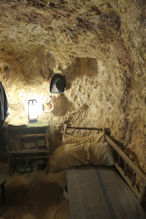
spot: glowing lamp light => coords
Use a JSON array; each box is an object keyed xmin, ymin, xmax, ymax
[{"xmin": 28, "ymin": 99, "xmax": 38, "ymax": 123}]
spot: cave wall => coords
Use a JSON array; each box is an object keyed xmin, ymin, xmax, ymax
[{"xmin": 0, "ymin": 0, "xmax": 145, "ymax": 172}]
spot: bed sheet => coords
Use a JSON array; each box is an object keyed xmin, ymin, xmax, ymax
[{"xmin": 66, "ymin": 166, "xmax": 145, "ymax": 219}]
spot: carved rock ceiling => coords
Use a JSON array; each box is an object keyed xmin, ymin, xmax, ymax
[{"xmin": 0, "ymin": 0, "xmax": 145, "ymax": 172}]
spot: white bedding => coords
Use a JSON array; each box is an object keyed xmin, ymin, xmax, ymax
[{"xmin": 50, "ymin": 133, "xmax": 114, "ymax": 172}]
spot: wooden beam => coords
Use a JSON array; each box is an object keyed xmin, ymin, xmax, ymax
[
  {"xmin": 67, "ymin": 126, "xmax": 103, "ymax": 131},
  {"xmin": 20, "ymin": 134, "xmax": 45, "ymax": 138},
  {"xmin": 10, "ymin": 150, "xmax": 49, "ymax": 154}
]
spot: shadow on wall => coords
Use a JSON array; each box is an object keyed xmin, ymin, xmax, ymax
[
  {"xmin": 52, "ymin": 94, "xmax": 73, "ymax": 117},
  {"xmin": 63, "ymin": 57, "xmax": 97, "ymax": 90}
]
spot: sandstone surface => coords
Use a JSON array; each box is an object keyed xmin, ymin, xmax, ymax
[{"xmin": 0, "ymin": 0, "xmax": 145, "ymax": 172}]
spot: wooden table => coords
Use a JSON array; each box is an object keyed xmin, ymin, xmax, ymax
[{"xmin": 6, "ymin": 126, "xmax": 50, "ymax": 175}]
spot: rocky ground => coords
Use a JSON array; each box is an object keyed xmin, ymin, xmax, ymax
[{"xmin": 0, "ymin": 163, "xmax": 69, "ymax": 219}]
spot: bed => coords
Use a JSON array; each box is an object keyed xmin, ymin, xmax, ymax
[
  {"xmin": 66, "ymin": 166, "xmax": 145, "ymax": 219},
  {"xmin": 50, "ymin": 125, "xmax": 146, "ymax": 219}
]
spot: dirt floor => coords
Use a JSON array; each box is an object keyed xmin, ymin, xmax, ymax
[{"xmin": 0, "ymin": 163, "xmax": 70, "ymax": 219}]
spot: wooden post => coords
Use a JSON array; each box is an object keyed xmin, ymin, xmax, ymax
[{"xmin": 63, "ymin": 124, "xmax": 67, "ymax": 134}]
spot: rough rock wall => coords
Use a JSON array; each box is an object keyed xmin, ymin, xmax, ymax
[{"xmin": 0, "ymin": 0, "xmax": 145, "ymax": 172}]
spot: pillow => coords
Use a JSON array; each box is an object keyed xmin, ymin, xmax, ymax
[
  {"xmin": 62, "ymin": 133, "xmax": 114, "ymax": 166},
  {"xmin": 50, "ymin": 140, "xmax": 114, "ymax": 172},
  {"xmin": 50, "ymin": 142, "xmax": 90, "ymax": 172},
  {"xmin": 89, "ymin": 141, "xmax": 114, "ymax": 166}
]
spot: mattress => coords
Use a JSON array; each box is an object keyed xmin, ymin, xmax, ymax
[{"xmin": 66, "ymin": 166, "xmax": 145, "ymax": 219}]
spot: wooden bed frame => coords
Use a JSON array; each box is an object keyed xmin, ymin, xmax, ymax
[{"xmin": 63, "ymin": 125, "xmax": 146, "ymax": 203}]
